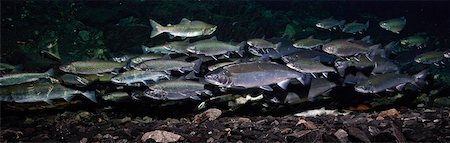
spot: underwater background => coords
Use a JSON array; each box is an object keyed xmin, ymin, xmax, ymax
[{"xmin": 1, "ymin": 0, "xmax": 450, "ymax": 142}]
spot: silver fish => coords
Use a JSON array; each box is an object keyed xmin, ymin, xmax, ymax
[
  {"xmin": 59, "ymin": 60, "xmax": 125, "ymax": 75},
  {"xmin": 354, "ymin": 70, "xmax": 427, "ymax": 93},
  {"xmin": 246, "ymin": 38, "xmax": 280, "ymax": 51},
  {"xmin": 286, "ymin": 59, "xmax": 336, "ymax": 78},
  {"xmin": 308, "ymin": 78, "xmax": 336, "ymax": 101},
  {"xmin": 144, "ymin": 80, "xmax": 212, "ymax": 100},
  {"xmin": 150, "ymin": 18, "xmax": 217, "ymax": 38},
  {"xmin": 322, "ymin": 39, "xmax": 379, "ymax": 58},
  {"xmin": 0, "ymin": 69, "xmax": 54, "ymax": 86},
  {"xmin": 293, "ymin": 36, "xmax": 327, "ymax": 49},
  {"xmin": 142, "ymin": 45, "xmax": 176, "ymax": 54},
  {"xmin": 187, "ymin": 37, "xmax": 244, "ymax": 60},
  {"xmin": 400, "ymin": 34, "xmax": 428, "ymax": 48},
  {"xmin": 379, "ymin": 17, "xmax": 406, "ymax": 34},
  {"xmin": 132, "ymin": 59, "xmax": 201, "ymax": 73},
  {"xmin": 102, "ymin": 92, "xmax": 131, "ymax": 102},
  {"xmin": 0, "ymin": 82, "xmax": 96, "ymax": 104},
  {"xmin": 414, "ymin": 51, "xmax": 446, "ymax": 65},
  {"xmin": 316, "ymin": 17, "xmax": 346, "ymax": 30},
  {"xmin": 162, "ymin": 41, "xmax": 191, "ymax": 54},
  {"xmin": 111, "ymin": 70, "xmax": 169, "ymax": 86},
  {"xmin": 128, "ymin": 54, "xmax": 164, "ymax": 67},
  {"xmin": 205, "ymin": 62, "xmax": 308, "ymax": 91},
  {"xmin": 342, "ymin": 21, "xmax": 369, "ymax": 34}
]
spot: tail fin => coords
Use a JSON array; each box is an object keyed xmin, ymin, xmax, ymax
[
  {"xmin": 141, "ymin": 45, "xmax": 150, "ymax": 54},
  {"xmin": 236, "ymin": 41, "xmax": 246, "ymax": 57},
  {"xmin": 192, "ymin": 59, "xmax": 202, "ymax": 73},
  {"xmin": 81, "ymin": 91, "xmax": 97, "ymax": 103},
  {"xmin": 365, "ymin": 20, "xmax": 370, "ymax": 29},
  {"xmin": 45, "ymin": 68, "xmax": 55, "ymax": 77},
  {"xmin": 149, "ymin": 19, "xmax": 164, "ymax": 38}
]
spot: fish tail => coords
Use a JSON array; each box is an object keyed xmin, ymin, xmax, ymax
[
  {"xmin": 149, "ymin": 19, "xmax": 164, "ymax": 38},
  {"xmin": 45, "ymin": 68, "xmax": 55, "ymax": 76},
  {"xmin": 81, "ymin": 91, "xmax": 97, "ymax": 103},
  {"xmin": 192, "ymin": 59, "xmax": 202, "ymax": 73},
  {"xmin": 141, "ymin": 45, "xmax": 150, "ymax": 54}
]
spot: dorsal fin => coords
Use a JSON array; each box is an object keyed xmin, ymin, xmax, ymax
[{"xmin": 180, "ymin": 18, "xmax": 191, "ymax": 24}]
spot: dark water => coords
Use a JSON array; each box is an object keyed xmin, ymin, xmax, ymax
[{"xmin": 1, "ymin": 0, "xmax": 449, "ymax": 116}]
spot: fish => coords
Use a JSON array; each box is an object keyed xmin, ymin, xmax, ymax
[
  {"xmin": 343, "ymin": 72, "xmax": 368, "ymax": 85},
  {"xmin": 60, "ymin": 74, "xmax": 91, "ymax": 87},
  {"xmin": 249, "ymin": 37, "xmax": 303, "ymax": 59},
  {"xmin": 414, "ymin": 51, "xmax": 447, "ymax": 65},
  {"xmin": 281, "ymin": 49, "xmax": 338, "ymax": 65},
  {"xmin": 0, "ymin": 69, "xmax": 54, "ymax": 86},
  {"xmin": 371, "ymin": 57, "xmax": 399, "ymax": 74},
  {"xmin": 342, "ymin": 21, "xmax": 369, "ymax": 34},
  {"xmin": 292, "ymin": 36, "xmax": 328, "ymax": 49},
  {"xmin": 111, "ymin": 54, "xmax": 138, "ymax": 63},
  {"xmin": 102, "ymin": 92, "xmax": 131, "ymax": 102},
  {"xmin": 315, "ymin": 17, "xmax": 346, "ymax": 30},
  {"xmin": 162, "ymin": 41, "xmax": 191, "ymax": 54},
  {"xmin": 246, "ymin": 38, "xmax": 280, "ymax": 52},
  {"xmin": 286, "ymin": 59, "xmax": 336, "ymax": 78},
  {"xmin": 59, "ymin": 60, "xmax": 125, "ymax": 75},
  {"xmin": 132, "ymin": 59, "xmax": 201, "ymax": 73},
  {"xmin": 127, "ymin": 54, "xmax": 164, "ymax": 68},
  {"xmin": 354, "ymin": 70, "xmax": 428, "ymax": 93},
  {"xmin": 322, "ymin": 39, "xmax": 380, "ymax": 59},
  {"xmin": 111, "ymin": 70, "xmax": 169, "ymax": 86},
  {"xmin": 0, "ymin": 63, "xmax": 21, "ymax": 73},
  {"xmin": 308, "ymin": 78, "xmax": 336, "ymax": 101},
  {"xmin": 149, "ymin": 18, "xmax": 217, "ymax": 39},
  {"xmin": 400, "ymin": 34, "xmax": 427, "ymax": 48},
  {"xmin": 334, "ymin": 55, "xmax": 374, "ymax": 76},
  {"xmin": 0, "ymin": 82, "xmax": 96, "ymax": 104},
  {"xmin": 187, "ymin": 37, "xmax": 244, "ymax": 60},
  {"xmin": 142, "ymin": 45, "xmax": 176, "ymax": 54},
  {"xmin": 379, "ymin": 17, "xmax": 406, "ymax": 34},
  {"xmin": 205, "ymin": 62, "xmax": 308, "ymax": 91},
  {"xmin": 144, "ymin": 80, "xmax": 212, "ymax": 100},
  {"xmin": 208, "ymin": 60, "xmax": 241, "ymax": 71}
]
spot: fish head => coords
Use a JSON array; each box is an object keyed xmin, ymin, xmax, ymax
[
  {"xmin": 379, "ymin": 21, "xmax": 389, "ymax": 29},
  {"xmin": 315, "ymin": 22, "xmax": 326, "ymax": 29},
  {"xmin": 59, "ymin": 64, "xmax": 77, "ymax": 73},
  {"xmin": 444, "ymin": 51, "xmax": 450, "ymax": 58},
  {"xmin": 204, "ymin": 72, "xmax": 232, "ymax": 87},
  {"xmin": 354, "ymin": 82, "xmax": 375, "ymax": 93},
  {"xmin": 414, "ymin": 56, "xmax": 424, "ymax": 63},
  {"xmin": 203, "ymin": 25, "xmax": 217, "ymax": 35}
]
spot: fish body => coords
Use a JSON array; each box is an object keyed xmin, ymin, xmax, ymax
[
  {"xmin": 414, "ymin": 51, "xmax": 446, "ymax": 65},
  {"xmin": 322, "ymin": 39, "xmax": 378, "ymax": 57},
  {"xmin": 354, "ymin": 70, "xmax": 428, "ymax": 93},
  {"xmin": 60, "ymin": 61, "xmax": 124, "ymax": 75},
  {"xmin": 249, "ymin": 38, "xmax": 303, "ymax": 59},
  {"xmin": 293, "ymin": 36, "xmax": 327, "ymax": 49},
  {"xmin": 308, "ymin": 78, "xmax": 336, "ymax": 101},
  {"xmin": 149, "ymin": 18, "xmax": 217, "ymax": 38},
  {"xmin": 342, "ymin": 21, "xmax": 369, "ymax": 34},
  {"xmin": 281, "ymin": 49, "xmax": 338, "ymax": 65},
  {"xmin": 132, "ymin": 59, "xmax": 201, "ymax": 73},
  {"xmin": 128, "ymin": 54, "xmax": 163, "ymax": 67},
  {"xmin": 162, "ymin": 41, "xmax": 190, "ymax": 54},
  {"xmin": 286, "ymin": 60, "xmax": 335, "ymax": 74},
  {"xmin": 316, "ymin": 17, "xmax": 346, "ymax": 30},
  {"xmin": 205, "ymin": 62, "xmax": 307, "ymax": 91},
  {"xmin": 0, "ymin": 63, "xmax": 21, "ymax": 73},
  {"xmin": 247, "ymin": 38, "xmax": 279, "ymax": 50},
  {"xmin": 400, "ymin": 35, "xmax": 427, "ymax": 48},
  {"xmin": 142, "ymin": 45, "xmax": 176, "ymax": 54},
  {"xmin": 0, "ymin": 82, "xmax": 96, "ymax": 104},
  {"xmin": 60, "ymin": 74, "xmax": 91, "ymax": 87},
  {"xmin": 102, "ymin": 92, "xmax": 131, "ymax": 102},
  {"xmin": 379, "ymin": 17, "xmax": 406, "ymax": 34},
  {"xmin": 0, "ymin": 69, "xmax": 53, "ymax": 86},
  {"xmin": 334, "ymin": 55, "xmax": 374, "ymax": 76},
  {"xmin": 187, "ymin": 38, "xmax": 244, "ymax": 59},
  {"xmin": 111, "ymin": 70, "xmax": 169, "ymax": 86},
  {"xmin": 144, "ymin": 80, "xmax": 211, "ymax": 100}
]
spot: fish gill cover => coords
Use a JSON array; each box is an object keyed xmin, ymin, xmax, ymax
[{"xmin": 1, "ymin": 0, "xmax": 449, "ymax": 142}]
